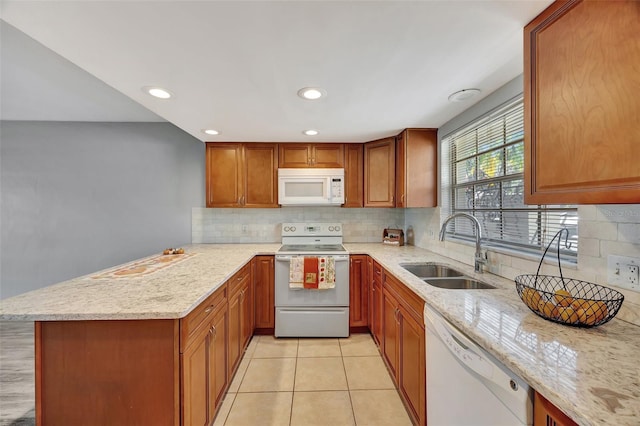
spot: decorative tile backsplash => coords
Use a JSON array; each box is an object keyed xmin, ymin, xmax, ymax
[{"xmin": 192, "ymin": 207, "xmax": 404, "ymax": 244}]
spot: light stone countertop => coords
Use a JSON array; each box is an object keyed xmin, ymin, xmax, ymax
[{"xmin": 1, "ymin": 242, "xmax": 639, "ymax": 425}]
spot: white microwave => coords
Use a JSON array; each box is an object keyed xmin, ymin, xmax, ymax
[{"xmin": 278, "ymin": 168, "xmax": 345, "ymax": 206}]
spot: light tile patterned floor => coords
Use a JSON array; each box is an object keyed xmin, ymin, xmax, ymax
[{"xmin": 214, "ymin": 334, "xmax": 413, "ymax": 426}]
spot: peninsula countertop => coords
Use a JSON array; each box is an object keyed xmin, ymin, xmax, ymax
[{"xmin": 1, "ymin": 243, "xmax": 639, "ymax": 426}]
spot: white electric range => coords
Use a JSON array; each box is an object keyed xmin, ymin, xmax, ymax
[{"xmin": 274, "ymin": 223, "xmax": 350, "ymax": 337}]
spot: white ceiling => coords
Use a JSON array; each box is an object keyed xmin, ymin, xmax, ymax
[{"xmin": 0, "ymin": 0, "xmax": 553, "ymax": 142}]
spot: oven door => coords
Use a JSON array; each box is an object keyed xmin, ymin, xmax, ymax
[{"xmin": 274, "ymin": 254, "xmax": 349, "ymax": 306}]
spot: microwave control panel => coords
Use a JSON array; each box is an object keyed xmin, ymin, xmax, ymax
[{"xmin": 331, "ymin": 177, "xmax": 344, "ymax": 200}]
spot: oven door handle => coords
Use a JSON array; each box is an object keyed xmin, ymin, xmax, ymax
[{"xmin": 275, "ymin": 255, "xmax": 349, "ymax": 262}]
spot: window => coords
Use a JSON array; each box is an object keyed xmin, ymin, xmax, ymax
[{"xmin": 441, "ymin": 96, "xmax": 577, "ymax": 260}]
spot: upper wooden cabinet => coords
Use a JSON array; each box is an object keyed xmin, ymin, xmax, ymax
[
  {"xmin": 344, "ymin": 144, "xmax": 364, "ymax": 207},
  {"xmin": 364, "ymin": 137, "xmax": 396, "ymax": 207},
  {"xmin": 206, "ymin": 143, "xmax": 278, "ymax": 208},
  {"xmin": 524, "ymin": 0, "xmax": 640, "ymax": 204},
  {"xmin": 278, "ymin": 143, "xmax": 344, "ymax": 168},
  {"xmin": 396, "ymin": 129, "xmax": 437, "ymax": 208}
]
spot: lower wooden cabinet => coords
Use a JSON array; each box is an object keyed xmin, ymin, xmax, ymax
[
  {"xmin": 253, "ymin": 255, "xmax": 275, "ymax": 332},
  {"xmin": 534, "ymin": 392, "xmax": 578, "ymax": 426},
  {"xmin": 369, "ymin": 259, "xmax": 384, "ymax": 346},
  {"xmin": 181, "ymin": 285, "xmax": 228, "ymax": 426},
  {"xmin": 349, "ymin": 254, "xmax": 368, "ymax": 329},
  {"xmin": 381, "ymin": 270, "xmax": 426, "ymax": 426},
  {"xmin": 228, "ymin": 264, "xmax": 252, "ymax": 376}
]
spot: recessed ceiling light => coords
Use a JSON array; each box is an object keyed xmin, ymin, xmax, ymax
[
  {"xmin": 203, "ymin": 129, "xmax": 220, "ymax": 136},
  {"xmin": 297, "ymin": 87, "xmax": 326, "ymax": 100},
  {"xmin": 303, "ymin": 129, "xmax": 319, "ymax": 136},
  {"xmin": 448, "ymin": 88, "xmax": 481, "ymax": 102},
  {"xmin": 142, "ymin": 86, "xmax": 172, "ymax": 99}
]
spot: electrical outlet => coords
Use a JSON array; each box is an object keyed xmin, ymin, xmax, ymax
[
  {"xmin": 241, "ymin": 225, "xmax": 248, "ymax": 234},
  {"xmin": 608, "ymin": 255, "xmax": 640, "ymax": 292}
]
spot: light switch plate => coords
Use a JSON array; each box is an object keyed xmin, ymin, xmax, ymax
[{"xmin": 607, "ymin": 254, "xmax": 640, "ymax": 292}]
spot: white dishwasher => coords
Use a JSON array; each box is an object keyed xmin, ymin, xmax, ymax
[{"xmin": 424, "ymin": 305, "xmax": 533, "ymax": 426}]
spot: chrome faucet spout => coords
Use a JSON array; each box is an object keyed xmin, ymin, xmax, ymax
[{"xmin": 439, "ymin": 213, "xmax": 487, "ymax": 273}]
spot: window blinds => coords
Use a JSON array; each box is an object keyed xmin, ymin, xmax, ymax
[{"xmin": 442, "ymin": 97, "xmax": 578, "ymax": 260}]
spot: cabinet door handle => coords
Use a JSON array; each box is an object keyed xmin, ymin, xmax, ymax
[
  {"xmin": 241, "ymin": 195, "xmax": 245, "ymax": 205},
  {"xmin": 212, "ymin": 325, "xmax": 217, "ymax": 339},
  {"xmin": 237, "ymin": 196, "xmax": 242, "ymax": 205}
]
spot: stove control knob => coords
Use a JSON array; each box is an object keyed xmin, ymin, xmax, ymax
[
  {"xmin": 284, "ymin": 226, "xmax": 290, "ymax": 232},
  {"xmin": 291, "ymin": 226, "xmax": 296, "ymax": 232},
  {"xmin": 335, "ymin": 226, "xmax": 341, "ymax": 232},
  {"xmin": 328, "ymin": 226, "xmax": 334, "ymax": 231}
]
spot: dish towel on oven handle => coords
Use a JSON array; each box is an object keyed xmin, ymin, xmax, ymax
[
  {"xmin": 318, "ymin": 257, "xmax": 336, "ymax": 289},
  {"xmin": 289, "ymin": 257, "xmax": 304, "ymax": 289},
  {"xmin": 304, "ymin": 257, "xmax": 319, "ymax": 289}
]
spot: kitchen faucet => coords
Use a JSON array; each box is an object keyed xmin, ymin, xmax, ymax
[{"xmin": 439, "ymin": 213, "xmax": 488, "ymax": 273}]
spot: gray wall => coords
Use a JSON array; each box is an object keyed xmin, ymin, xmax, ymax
[{"xmin": 0, "ymin": 121, "xmax": 204, "ymax": 299}]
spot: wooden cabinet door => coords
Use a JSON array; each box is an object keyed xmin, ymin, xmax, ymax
[
  {"xmin": 524, "ymin": 0, "xmax": 640, "ymax": 204},
  {"xmin": 396, "ymin": 129, "xmax": 437, "ymax": 208},
  {"xmin": 278, "ymin": 144, "xmax": 312, "ymax": 167},
  {"xmin": 240, "ymin": 276, "xmax": 253, "ymax": 349},
  {"xmin": 227, "ymin": 289, "xmax": 241, "ymax": 376},
  {"xmin": 370, "ymin": 261, "xmax": 383, "ymax": 346},
  {"xmin": 253, "ymin": 256, "xmax": 275, "ymax": 331},
  {"xmin": 206, "ymin": 143, "xmax": 244, "ymax": 207},
  {"xmin": 312, "ymin": 144, "xmax": 344, "ymax": 167},
  {"xmin": 399, "ymin": 304, "xmax": 426, "ymax": 426},
  {"xmin": 209, "ymin": 305, "xmax": 228, "ymax": 414},
  {"xmin": 349, "ymin": 255, "xmax": 368, "ymax": 328},
  {"xmin": 243, "ymin": 143, "xmax": 278, "ymax": 207},
  {"xmin": 182, "ymin": 325, "xmax": 209, "ymax": 426},
  {"xmin": 364, "ymin": 138, "xmax": 395, "ymax": 207},
  {"xmin": 382, "ymin": 288, "xmax": 399, "ymax": 382},
  {"xmin": 344, "ymin": 144, "xmax": 364, "ymax": 207},
  {"xmin": 534, "ymin": 392, "xmax": 578, "ymax": 426}
]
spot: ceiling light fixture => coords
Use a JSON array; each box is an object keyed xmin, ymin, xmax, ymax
[
  {"xmin": 448, "ymin": 88, "xmax": 481, "ymax": 102},
  {"xmin": 303, "ymin": 129, "xmax": 319, "ymax": 136},
  {"xmin": 142, "ymin": 86, "xmax": 173, "ymax": 99},
  {"xmin": 297, "ymin": 87, "xmax": 326, "ymax": 100},
  {"xmin": 203, "ymin": 129, "xmax": 220, "ymax": 136}
]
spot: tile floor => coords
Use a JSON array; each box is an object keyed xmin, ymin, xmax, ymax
[
  {"xmin": 0, "ymin": 322, "xmax": 412, "ymax": 426},
  {"xmin": 214, "ymin": 334, "xmax": 413, "ymax": 426}
]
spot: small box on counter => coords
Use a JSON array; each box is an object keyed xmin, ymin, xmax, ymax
[{"xmin": 383, "ymin": 228, "xmax": 404, "ymax": 246}]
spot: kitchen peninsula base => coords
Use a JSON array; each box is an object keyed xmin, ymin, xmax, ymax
[{"xmin": 36, "ymin": 320, "xmax": 180, "ymax": 425}]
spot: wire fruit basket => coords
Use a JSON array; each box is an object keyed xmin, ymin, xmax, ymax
[{"xmin": 515, "ymin": 229, "xmax": 624, "ymax": 328}]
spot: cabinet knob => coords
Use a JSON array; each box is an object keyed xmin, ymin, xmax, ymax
[{"xmin": 205, "ymin": 305, "xmax": 213, "ymax": 314}]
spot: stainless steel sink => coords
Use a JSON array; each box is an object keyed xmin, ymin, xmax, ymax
[
  {"xmin": 400, "ymin": 263, "xmax": 464, "ymax": 278},
  {"xmin": 423, "ymin": 277, "xmax": 496, "ymax": 290}
]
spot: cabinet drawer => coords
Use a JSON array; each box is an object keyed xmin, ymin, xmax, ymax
[
  {"xmin": 181, "ymin": 285, "xmax": 227, "ymax": 352},
  {"xmin": 383, "ymin": 270, "xmax": 424, "ymax": 324},
  {"xmin": 228, "ymin": 263, "xmax": 251, "ymax": 296}
]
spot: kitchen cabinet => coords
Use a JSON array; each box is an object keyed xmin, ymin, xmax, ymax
[
  {"xmin": 278, "ymin": 143, "xmax": 344, "ymax": 168},
  {"xmin": 227, "ymin": 263, "xmax": 252, "ymax": 376},
  {"xmin": 369, "ymin": 259, "xmax": 383, "ymax": 346},
  {"xmin": 395, "ymin": 129, "xmax": 438, "ymax": 208},
  {"xmin": 252, "ymin": 255, "xmax": 275, "ymax": 333},
  {"xmin": 344, "ymin": 143, "xmax": 364, "ymax": 207},
  {"xmin": 382, "ymin": 270, "xmax": 426, "ymax": 426},
  {"xmin": 534, "ymin": 392, "xmax": 578, "ymax": 426},
  {"xmin": 181, "ymin": 286, "xmax": 228, "ymax": 426},
  {"xmin": 206, "ymin": 143, "xmax": 278, "ymax": 207},
  {"xmin": 364, "ymin": 137, "xmax": 395, "ymax": 207},
  {"xmin": 349, "ymin": 254, "xmax": 368, "ymax": 330},
  {"xmin": 524, "ymin": 0, "xmax": 640, "ymax": 204}
]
